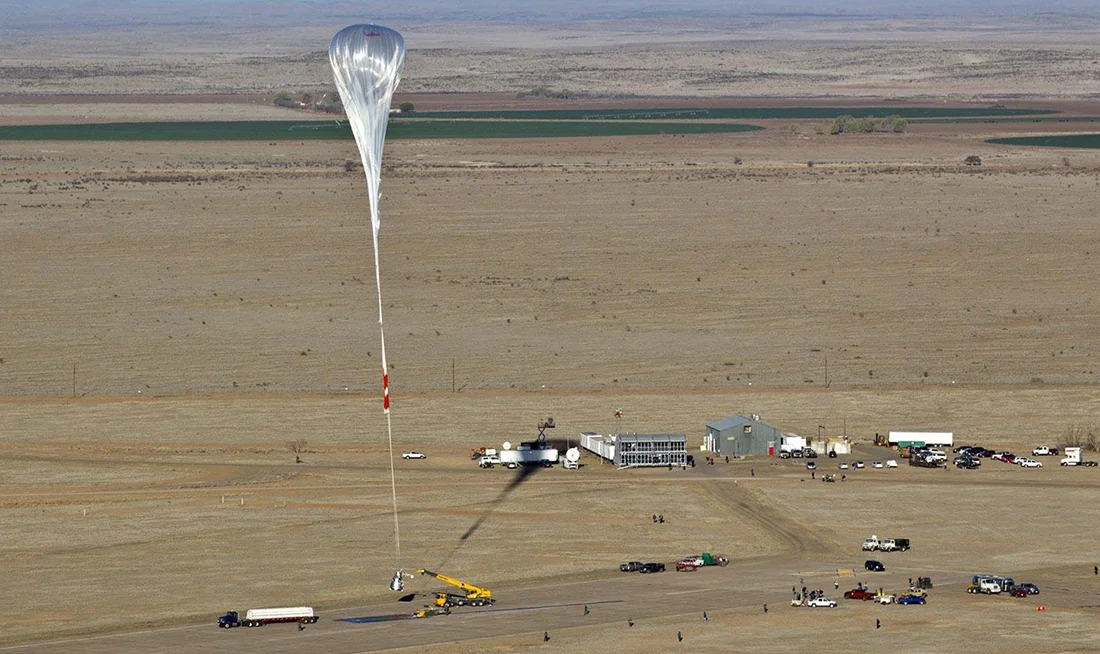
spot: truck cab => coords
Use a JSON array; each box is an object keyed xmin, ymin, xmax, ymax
[
  {"xmin": 862, "ymin": 536, "xmax": 880, "ymax": 551},
  {"xmin": 218, "ymin": 611, "xmax": 241, "ymax": 628}
]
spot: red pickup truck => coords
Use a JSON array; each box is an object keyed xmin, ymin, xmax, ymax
[{"xmin": 843, "ymin": 588, "xmax": 876, "ymax": 600}]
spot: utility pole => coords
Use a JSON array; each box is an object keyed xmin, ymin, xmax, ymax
[
  {"xmin": 72, "ymin": 363, "xmax": 76, "ymax": 398},
  {"xmin": 824, "ymin": 355, "xmax": 829, "ymax": 387},
  {"xmin": 451, "ymin": 358, "xmax": 456, "ymax": 393}
]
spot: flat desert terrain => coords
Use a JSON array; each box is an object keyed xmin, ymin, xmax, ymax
[{"xmin": 2, "ymin": 13, "xmax": 1100, "ymax": 652}]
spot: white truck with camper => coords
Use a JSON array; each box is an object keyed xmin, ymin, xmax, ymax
[{"xmin": 1059, "ymin": 447, "xmax": 1096, "ymax": 466}]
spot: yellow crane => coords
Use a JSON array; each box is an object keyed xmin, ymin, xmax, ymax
[{"xmin": 417, "ymin": 569, "xmax": 494, "ymax": 608}]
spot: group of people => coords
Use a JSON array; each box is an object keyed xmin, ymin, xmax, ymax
[
  {"xmin": 651, "ymin": 514, "xmax": 665, "ymax": 523},
  {"xmin": 794, "ymin": 585, "xmax": 826, "ymax": 602}
]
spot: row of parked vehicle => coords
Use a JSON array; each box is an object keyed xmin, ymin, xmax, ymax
[
  {"xmin": 620, "ymin": 552, "xmax": 729, "ymax": 574},
  {"xmin": 836, "ymin": 460, "xmax": 897, "ymax": 470},
  {"xmin": 953, "ymin": 444, "xmax": 1096, "ymax": 468}
]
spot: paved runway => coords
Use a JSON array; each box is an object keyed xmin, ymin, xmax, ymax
[{"xmin": 4, "ymin": 556, "xmax": 840, "ymax": 653}]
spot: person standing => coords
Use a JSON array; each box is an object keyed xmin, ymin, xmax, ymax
[{"xmin": 763, "ymin": 603, "xmax": 768, "ymax": 614}]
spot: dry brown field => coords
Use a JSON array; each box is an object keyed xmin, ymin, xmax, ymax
[{"xmin": 3, "ymin": 19, "xmax": 1100, "ymax": 651}]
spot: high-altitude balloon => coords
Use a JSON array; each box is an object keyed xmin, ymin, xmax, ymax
[{"xmin": 329, "ymin": 24, "xmax": 406, "ymax": 582}]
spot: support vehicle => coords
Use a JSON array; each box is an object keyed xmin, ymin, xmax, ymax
[
  {"xmin": 844, "ymin": 588, "xmax": 876, "ymax": 600},
  {"xmin": 807, "ymin": 597, "xmax": 837, "ymax": 608},
  {"xmin": 402, "ymin": 451, "xmax": 426, "ymax": 460},
  {"xmin": 865, "ymin": 560, "xmax": 885, "ymax": 572},
  {"xmin": 897, "ymin": 595, "xmax": 927, "ymax": 605},
  {"xmin": 417, "ymin": 569, "xmax": 494, "ymax": 608},
  {"xmin": 684, "ymin": 552, "xmax": 729, "ymax": 567},
  {"xmin": 639, "ymin": 562, "xmax": 666, "ymax": 573},
  {"xmin": 218, "ymin": 607, "xmax": 318, "ymax": 628},
  {"xmin": 862, "ymin": 536, "xmax": 881, "ymax": 551},
  {"xmin": 620, "ymin": 561, "xmax": 645, "ymax": 572},
  {"xmin": 478, "ymin": 454, "xmax": 501, "ymax": 468},
  {"xmin": 879, "ymin": 538, "xmax": 910, "ymax": 552}
]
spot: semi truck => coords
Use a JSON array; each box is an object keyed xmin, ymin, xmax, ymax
[{"xmin": 218, "ymin": 607, "xmax": 318, "ymax": 628}]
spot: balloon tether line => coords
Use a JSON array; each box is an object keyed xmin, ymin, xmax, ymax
[{"xmin": 375, "ymin": 235, "xmax": 400, "ymax": 564}]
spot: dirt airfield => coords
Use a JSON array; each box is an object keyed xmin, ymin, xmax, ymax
[{"xmin": 4, "ymin": 20, "xmax": 1100, "ymax": 651}]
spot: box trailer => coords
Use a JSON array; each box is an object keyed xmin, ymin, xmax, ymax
[
  {"xmin": 499, "ymin": 442, "xmax": 558, "ymax": 467},
  {"xmin": 889, "ymin": 431, "xmax": 953, "ymax": 448}
]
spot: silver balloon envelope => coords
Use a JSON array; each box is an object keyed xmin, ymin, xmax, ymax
[{"xmin": 329, "ymin": 24, "xmax": 406, "ymax": 243}]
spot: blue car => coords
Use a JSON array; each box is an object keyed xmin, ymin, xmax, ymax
[{"xmin": 897, "ymin": 595, "xmax": 927, "ymax": 605}]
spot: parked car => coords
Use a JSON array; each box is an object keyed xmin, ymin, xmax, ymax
[
  {"xmin": 1017, "ymin": 583, "xmax": 1040, "ymax": 595},
  {"xmin": 865, "ymin": 560, "xmax": 885, "ymax": 572},
  {"xmin": 806, "ymin": 461, "xmax": 817, "ymax": 470},
  {"xmin": 1032, "ymin": 446, "xmax": 1051, "ymax": 456},
  {"xmin": 620, "ymin": 561, "xmax": 645, "ymax": 572},
  {"xmin": 955, "ymin": 457, "xmax": 980, "ymax": 469},
  {"xmin": 877, "ymin": 594, "xmax": 895, "ymax": 605},
  {"xmin": 639, "ymin": 562, "xmax": 666, "ymax": 573},
  {"xmin": 807, "ymin": 597, "xmax": 837, "ymax": 608},
  {"xmin": 838, "ymin": 462, "xmax": 849, "ymax": 470},
  {"xmin": 897, "ymin": 594, "xmax": 927, "ymax": 605},
  {"xmin": 675, "ymin": 560, "xmax": 697, "ymax": 572},
  {"xmin": 1002, "ymin": 454, "xmax": 1017, "ymax": 464},
  {"xmin": 779, "ymin": 450, "xmax": 791, "ymax": 459},
  {"xmin": 854, "ymin": 461, "xmax": 866, "ymax": 469},
  {"xmin": 886, "ymin": 460, "xmax": 898, "ymax": 468},
  {"xmin": 804, "ymin": 448, "xmax": 818, "ymax": 458},
  {"xmin": 871, "ymin": 461, "xmax": 884, "ymax": 469},
  {"xmin": 1018, "ymin": 459, "xmax": 1042, "ymax": 468},
  {"xmin": 953, "ymin": 445, "xmax": 972, "ymax": 454},
  {"xmin": 791, "ymin": 449, "xmax": 803, "ymax": 458},
  {"xmin": 844, "ymin": 588, "xmax": 876, "ymax": 600},
  {"xmin": 402, "ymin": 451, "xmax": 427, "ymax": 459},
  {"xmin": 828, "ymin": 450, "xmax": 838, "ymax": 458}
]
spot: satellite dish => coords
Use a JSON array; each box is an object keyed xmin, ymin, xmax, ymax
[
  {"xmin": 502, "ymin": 441, "xmax": 512, "ymax": 450},
  {"xmin": 565, "ymin": 447, "xmax": 580, "ymax": 463}
]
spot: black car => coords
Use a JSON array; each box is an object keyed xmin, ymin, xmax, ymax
[
  {"xmin": 865, "ymin": 560, "xmax": 885, "ymax": 572},
  {"xmin": 639, "ymin": 562, "xmax": 666, "ymax": 573},
  {"xmin": 1016, "ymin": 582, "xmax": 1040, "ymax": 595}
]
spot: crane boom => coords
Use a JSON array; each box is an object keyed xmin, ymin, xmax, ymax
[{"xmin": 417, "ymin": 569, "xmax": 492, "ymax": 601}]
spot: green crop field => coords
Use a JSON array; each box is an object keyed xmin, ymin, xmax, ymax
[
  {"xmin": 0, "ymin": 120, "xmax": 762, "ymax": 141},
  {"xmin": 913, "ymin": 117, "xmax": 1100, "ymax": 124},
  {"xmin": 987, "ymin": 134, "xmax": 1100, "ymax": 149},
  {"xmin": 411, "ymin": 107, "xmax": 1057, "ymax": 121}
]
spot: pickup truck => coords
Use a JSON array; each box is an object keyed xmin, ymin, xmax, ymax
[
  {"xmin": 619, "ymin": 561, "xmax": 645, "ymax": 572},
  {"xmin": 806, "ymin": 597, "xmax": 837, "ymax": 608},
  {"xmin": 639, "ymin": 562, "xmax": 666, "ymax": 573}
]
